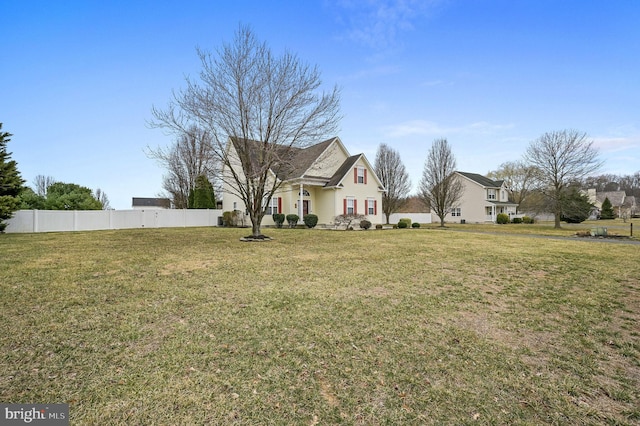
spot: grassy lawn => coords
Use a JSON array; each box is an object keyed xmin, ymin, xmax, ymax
[
  {"xmin": 1, "ymin": 226, "xmax": 639, "ymax": 424},
  {"xmin": 424, "ymin": 218, "xmax": 640, "ymax": 238}
]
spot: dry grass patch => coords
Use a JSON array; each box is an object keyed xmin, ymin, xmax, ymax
[{"xmin": 1, "ymin": 227, "xmax": 639, "ymax": 424}]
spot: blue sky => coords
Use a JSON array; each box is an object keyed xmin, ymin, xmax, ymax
[{"xmin": 2, "ymin": 0, "xmax": 639, "ymax": 209}]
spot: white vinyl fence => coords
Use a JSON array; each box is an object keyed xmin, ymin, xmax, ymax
[
  {"xmin": 388, "ymin": 213, "xmax": 432, "ymax": 225},
  {"xmin": 4, "ymin": 209, "xmax": 223, "ymax": 233}
]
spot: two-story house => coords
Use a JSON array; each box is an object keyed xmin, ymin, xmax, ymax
[
  {"xmin": 437, "ymin": 172, "xmax": 518, "ymax": 224},
  {"xmin": 222, "ymin": 137, "xmax": 385, "ymax": 227}
]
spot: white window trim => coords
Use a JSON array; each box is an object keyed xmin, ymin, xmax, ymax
[
  {"xmin": 367, "ymin": 198, "xmax": 375, "ymax": 215},
  {"xmin": 347, "ymin": 197, "xmax": 355, "ymax": 215}
]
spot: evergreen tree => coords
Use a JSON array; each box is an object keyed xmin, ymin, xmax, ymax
[
  {"xmin": 45, "ymin": 182, "xmax": 102, "ymax": 210},
  {"xmin": 0, "ymin": 123, "xmax": 25, "ymax": 232},
  {"xmin": 560, "ymin": 187, "xmax": 593, "ymax": 223},
  {"xmin": 600, "ymin": 197, "xmax": 615, "ymax": 219},
  {"xmin": 190, "ymin": 174, "xmax": 216, "ymax": 209}
]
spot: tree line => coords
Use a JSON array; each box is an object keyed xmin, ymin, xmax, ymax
[{"xmin": 374, "ymin": 129, "xmax": 639, "ymax": 228}]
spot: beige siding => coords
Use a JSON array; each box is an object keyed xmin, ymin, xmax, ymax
[
  {"xmin": 336, "ymin": 158, "xmax": 383, "ymax": 224},
  {"xmin": 456, "ymin": 178, "xmax": 486, "ymax": 223},
  {"xmin": 306, "ymin": 141, "xmax": 347, "ymax": 177}
]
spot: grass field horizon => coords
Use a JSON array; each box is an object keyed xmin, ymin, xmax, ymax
[{"xmin": 1, "ymin": 225, "xmax": 638, "ymax": 424}]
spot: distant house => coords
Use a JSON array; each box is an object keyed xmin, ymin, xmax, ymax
[
  {"xmin": 436, "ymin": 172, "xmax": 518, "ymax": 224},
  {"xmin": 222, "ymin": 136, "xmax": 384, "ymax": 227},
  {"xmin": 587, "ymin": 189, "xmax": 637, "ymax": 218},
  {"xmin": 132, "ymin": 198, "xmax": 171, "ymax": 210}
]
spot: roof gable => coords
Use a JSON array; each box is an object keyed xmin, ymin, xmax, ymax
[
  {"xmin": 596, "ymin": 191, "xmax": 626, "ymax": 206},
  {"xmin": 326, "ymin": 154, "xmax": 361, "ymax": 187},
  {"xmin": 290, "ymin": 137, "xmax": 339, "ymax": 179}
]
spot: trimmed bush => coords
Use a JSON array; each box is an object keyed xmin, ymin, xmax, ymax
[
  {"xmin": 360, "ymin": 219, "xmax": 371, "ymax": 230},
  {"xmin": 272, "ymin": 213, "xmax": 285, "ymax": 228},
  {"xmin": 399, "ymin": 218, "xmax": 412, "ymax": 228},
  {"xmin": 375, "ymin": 224, "xmax": 383, "ymax": 230},
  {"xmin": 397, "ymin": 220, "xmax": 408, "ymax": 229},
  {"xmin": 392, "ymin": 224, "xmax": 398, "ymax": 229},
  {"xmin": 496, "ymin": 213, "xmax": 509, "ymax": 224},
  {"xmin": 511, "ymin": 217, "xmax": 523, "ymax": 224},
  {"xmin": 286, "ymin": 214, "xmax": 299, "ymax": 228},
  {"xmin": 303, "ymin": 214, "xmax": 318, "ymax": 228},
  {"xmin": 222, "ymin": 211, "xmax": 238, "ymax": 227},
  {"xmin": 411, "ymin": 222, "xmax": 421, "ymax": 228},
  {"xmin": 522, "ymin": 216, "xmax": 534, "ymax": 224}
]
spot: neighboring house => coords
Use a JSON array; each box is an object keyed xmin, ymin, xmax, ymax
[
  {"xmin": 222, "ymin": 137, "xmax": 384, "ymax": 227},
  {"xmin": 437, "ymin": 172, "xmax": 518, "ymax": 224},
  {"xmin": 132, "ymin": 197, "xmax": 171, "ymax": 209},
  {"xmin": 587, "ymin": 189, "xmax": 637, "ymax": 218}
]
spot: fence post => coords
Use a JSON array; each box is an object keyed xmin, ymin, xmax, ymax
[{"xmin": 631, "ymin": 223, "xmax": 633, "ymax": 237}]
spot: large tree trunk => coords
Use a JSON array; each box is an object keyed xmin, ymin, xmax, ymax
[
  {"xmin": 554, "ymin": 212, "xmax": 562, "ymax": 229},
  {"xmin": 251, "ymin": 220, "xmax": 262, "ymax": 237}
]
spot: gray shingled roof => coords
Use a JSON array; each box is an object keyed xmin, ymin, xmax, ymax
[
  {"xmin": 230, "ymin": 136, "xmax": 337, "ymax": 181},
  {"xmin": 457, "ymin": 172, "xmax": 502, "ymax": 188},
  {"xmin": 326, "ymin": 154, "xmax": 361, "ymax": 188},
  {"xmin": 596, "ymin": 191, "xmax": 626, "ymax": 207},
  {"xmin": 287, "ymin": 138, "xmax": 336, "ymax": 179}
]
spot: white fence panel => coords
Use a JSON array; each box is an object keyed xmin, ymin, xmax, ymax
[
  {"xmin": 388, "ymin": 213, "xmax": 432, "ymax": 224},
  {"xmin": 75, "ymin": 210, "xmax": 112, "ymax": 231},
  {"xmin": 111, "ymin": 210, "xmax": 144, "ymax": 230},
  {"xmin": 4, "ymin": 209, "xmax": 223, "ymax": 233},
  {"xmin": 4, "ymin": 210, "xmax": 35, "ymax": 233},
  {"xmin": 37, "ymin": 210, "xmax": 75, "ymax": 232}
]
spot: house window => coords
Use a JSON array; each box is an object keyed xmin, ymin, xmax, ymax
[
  {"xmin": 354, "ymin": 167, "xmax": 367, "ymax": 184},
  {"xmin": 451, "ymin": 207, "xmax": 461, "ymax": 217},
  {"xmin": 265, "ymin": 197, "xmax": 282, "ymax": 215},
  {"xmin": 266, "ymin": 197, "xmax": 280, "ymax": 215},
  {"xmin": 347, "ymin": 198, "xmax": 355, "ymax": 214},
  {"xmin": 487, "ymin": 189, "xmax": 497, "ymax": 200},
  {"xmin": 367, "ymin": 198, "xmax": 376, "ymax": 215}
]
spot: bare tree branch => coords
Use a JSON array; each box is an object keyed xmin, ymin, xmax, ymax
[
  {"xmin": 149, "ymin": 25, "xmax": 341, "ymax": 237},
  {"xmin": 523, "ymin": 129, "xmax": 602, "ymax": 228},
  {"xmin": 418, "ymin": 138, "xmax": 463, "ymax": 227},
  {"xmin": 374, "ymin": 143, "xmax": 410, "ymax": 224}
]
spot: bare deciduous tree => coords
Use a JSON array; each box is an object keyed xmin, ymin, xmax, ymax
[
  {"xmin": 487, "ymin": 160, "xmax": 540, "ymax": 213},
  {"xmin": 150, "ymin": 25, "xmax": 340, "ymax": 238},
  {"xmin": 94, "ymin": 188, "xmax": 111, "ymax": 210},
  {"xmin": 524, "ymin": 129, "xmax": 602, "ymax": 228},
  {"xmin": 33, "ymin": 175, "xmax": 56, "ymax": 197},
  {"xmin": 146, "ymin": 125, "xmax": 218, "ymax": 209},
  {"xmin": 374, "ymin": 143, "xmax": 411, "ymax": 224},
  {"xmin": 418, "ymin": 138, "xmax": 463, "ymax": 227}
]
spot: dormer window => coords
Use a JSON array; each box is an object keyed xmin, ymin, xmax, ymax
[{"xmin": 487, "ymin": 189, "xmax": 497, "ymax": 200}]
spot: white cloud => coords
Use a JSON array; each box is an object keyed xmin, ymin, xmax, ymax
[
  {"xmin": 330, "ymin": 0, "xmax": 442, "ymax": 49},
  {"xmin": 592, "ymin": 136, "xmax": 640, "ymax": 153}
]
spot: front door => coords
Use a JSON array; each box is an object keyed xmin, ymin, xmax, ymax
[{"xmin": 303, "ymin": 200, "xmax": 309, "ymax": 216}]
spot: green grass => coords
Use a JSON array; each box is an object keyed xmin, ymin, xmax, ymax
[{"xmin": 1, "ymin": 227, "xmax": 639, "ymax": 424}]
